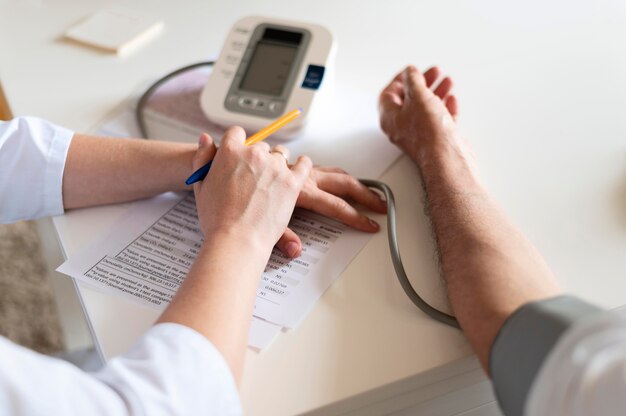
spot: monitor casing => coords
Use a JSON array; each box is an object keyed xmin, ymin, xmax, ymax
[{"xmin": 200, "ymin": 16, "xmax": 336, "ymax": 139}]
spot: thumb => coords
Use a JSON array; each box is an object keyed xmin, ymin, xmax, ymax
[
  {"xmin": 276, "ymin": 227, "xmax": 302, "ymax": 258},
  {"xmin": 192, "ymin": 133, "xmax": 216, "ymax": 171}
]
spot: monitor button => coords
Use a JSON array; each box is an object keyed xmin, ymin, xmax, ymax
[
  {"xmin": 239, "ymin": 97, "xmax": 257, "ymax": 108},
  {"xmin": 268, "ymin": 101, "xmax": 284, "ymax": 113},
  {"xmin": 225, "ymin": 55, "xmax": 239, "ymax": 65},
  {"xmin": 227, "ymin": 94, "xmax": 239, "ymax": 105},
  {"xmin": 231, "ymin": 40, "xmax": 246, "ymax": 51}
]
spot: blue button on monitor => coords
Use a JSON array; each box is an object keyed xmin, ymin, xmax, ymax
[{"xmin": 301, "ymin": 65, "xmax": 326, "ymax": 90}]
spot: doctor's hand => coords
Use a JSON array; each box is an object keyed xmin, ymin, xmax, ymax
[
  {"xmin": 191, "ymin": 131, "xmax": 386, "ymax": 259},
  {"xmin": 379, "ymin": 65, "xmax": 472, "ymax": 166},
  {"xmin": 192, "ymin": 129, "xmax": 312, "ymax": 257},
  {"xmin": 268, "ymin": 152, "xmax": 387, "ymax": 258},
  {"xmin": 283, "ymin": 166, "xmax": 387, "ymax": 257}
]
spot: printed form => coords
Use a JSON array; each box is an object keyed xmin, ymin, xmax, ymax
[
  {"xmin": 60, "ymin": 66, "xmax": 401, "ymax": 350},
  {"xmin": 58, "ymin": 192, "xmax": 372, "ymax": 349}
]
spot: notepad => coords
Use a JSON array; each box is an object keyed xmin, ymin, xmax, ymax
[{"xmin": 65, "ymin": 9, "xmax": 163, "ymax": 56}]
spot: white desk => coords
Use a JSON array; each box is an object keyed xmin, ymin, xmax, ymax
[{"xmin": 2, "ymin": 1, "xmax": 626, "ymax": 414}]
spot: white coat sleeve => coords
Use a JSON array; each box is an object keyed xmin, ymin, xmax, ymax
[
  {"xmin": 0, "ymin": 117, "xmax": 73, "ymax": 223},
  {"xmin": 0, "ymin": 323, "xmax": 242, "ymax": 415}
]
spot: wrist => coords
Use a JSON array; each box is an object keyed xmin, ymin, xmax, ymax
[
  {"xmin": 175, "ymin": 146, "xmax": 199, "ymax": 191},
  {"xmin": 413, "ymin": 132, "xmax": 472, "ymax": 172},
  {"xmin": 202, "ymin": 225, "xmax": 275, "ymax": 265},
  {"xmin": 412, "ymin": 134, "xmax": 482, "ymax": 195}
]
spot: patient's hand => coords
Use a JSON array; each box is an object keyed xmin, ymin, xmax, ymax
[{"xmin": 379, "ymin": 66, "xmax": 471, "ymax": 165}]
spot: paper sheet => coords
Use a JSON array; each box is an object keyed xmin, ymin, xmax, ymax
[
  {"xmin": 67, "ymin": 67, "xmax": 402, "ymax": 350},
  {"xmin": 58, "ymin": 192, "xmax": 370, "ymax": 349},
  {"xmin": 60, "ymin": 192, "xmax": 368, "ymax": 318}
]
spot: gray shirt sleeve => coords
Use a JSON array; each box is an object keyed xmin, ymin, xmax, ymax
[{"xmin": 489, "ymin": 295, "xmax": 603, "ymax": 416}]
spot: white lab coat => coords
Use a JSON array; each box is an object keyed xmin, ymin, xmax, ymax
[{"xmin": 0, "ymin": 117, "xmax": 242, "ymax": 415}]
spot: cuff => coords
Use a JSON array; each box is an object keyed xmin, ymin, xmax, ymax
[
  {"xmin": 489, "ymin": 295, "xmax": 602, "ymax": 416},
  {"xmin": 43, "ymin": 122, "xmax": 74, "ymax": 217},
  {"xmin": 94, "ymin": 323, "xmax": 242, "ymax": 415}
]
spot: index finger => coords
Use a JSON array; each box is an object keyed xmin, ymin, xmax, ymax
[
  {"xmin": 220, "ymin": 126, "xmax": 247, "ymax": 151},
  {"xmin": 381, "ymin": 71, "xmax": 405, "ymax": 100},
  {"xmin": 404, "ymin": 65, "xmax": 429, "ymax": 101},
  {"xmin": 383, "ymin": 69, "xmax": 406, "ymax": 92},
  {"xmin": 299, "ymin": 188, "xmax": 379, "ymax": 232},
  {"xmin": 316, "ymin": 171, "xmax": 387, "ymax": 213}
]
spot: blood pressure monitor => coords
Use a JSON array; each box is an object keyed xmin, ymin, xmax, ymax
[{"xmin": 200, "ymin": 16, "xmax": 336, "ymax": 139}]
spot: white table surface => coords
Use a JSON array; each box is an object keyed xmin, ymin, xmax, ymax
[{"xmin": 2, "ymin": 0, "xmax": 626, "ymax": 414}]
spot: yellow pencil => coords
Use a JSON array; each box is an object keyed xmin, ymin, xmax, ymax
[
  {"xmin": 185, "ymin": 108, "xmax": 302, "ymax": 185},
  {"xmin": 244, "ymin": 107, "xmax": 303, "ymax": 145}
]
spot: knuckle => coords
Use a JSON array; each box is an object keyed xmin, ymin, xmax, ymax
[
  {"xmin": 230, "ymin": 125, "xmax": 246, "ymax": 138},
  {"xmin": 249, "ymin": 145, "xmax": 266, "ymax": 161},
  {"xmin": 285, "ymin": 176, "xmax": 299, "ymax": 190},
  {"xmin": 296, "ymin": 155, "xmax": 313, "ymax": 172},
  {"xmin": 333, "ymin": 197, "xmax": 349, "ymax": 212},
  {"xmin": 221, "ymin": 137, "xmax": 236, "ymax": 152},
  {"xmin": 329, "ymin": 166, "xmax": 347, "ymax": 175},
  {"xmin": 256, "ymin": 142, "xmax": 271, "ymax": 153},
  {"xmin": 221, "ymin": 127, "xmax": 245, "ymax": 147},
  {"xmin": 300, "ymin": 155, "xmax": 312, "ymax": 166},
  {"xmin": 345, "ymin": 175, "xmax": 360, "ymax": 189}
]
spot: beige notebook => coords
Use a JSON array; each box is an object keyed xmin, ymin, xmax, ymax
[{"xmin": 65, "ymin": 9, "xmax": 163, "ymax": 56}]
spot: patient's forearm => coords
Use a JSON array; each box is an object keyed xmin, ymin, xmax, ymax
[
  {"xmin": 417, "ymin": 141, "xmax": 560, "ymax": 371},
  {"xmin": 62, "ymin": 134, "xmax": 196, "ymax": 209}
]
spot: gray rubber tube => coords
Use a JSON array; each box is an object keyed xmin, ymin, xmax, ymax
[{"xmin": 359, "ymin": 179, "xmax": 460, "ymax": 329}]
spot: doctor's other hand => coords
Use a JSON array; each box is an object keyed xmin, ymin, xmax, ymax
[
  {"xmin": 192, "ymin": 128, "xmax": 312, "ymax": 258},
  {"xmin": 274, "ymin": 164, "xmax": 388, "ymax": 258},
  {"xmin": 379, "ymin": 65, "xmax": 471, "ymax": 166}
]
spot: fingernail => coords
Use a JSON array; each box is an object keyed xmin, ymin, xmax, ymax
[
  {"xmin": 198, "ymin": 133, "xmax": 209, "ymax": 147},
  {"xmin": 368, "ymin": 218, "xmax": 379, "ymax": 230},
  {"xmin": 286, "ymin": 242, "xmax": 300, "ymax": 258}
]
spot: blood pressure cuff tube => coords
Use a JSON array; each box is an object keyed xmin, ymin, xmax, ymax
[{"xmin": 489, "ymin": 295, "xmax": 603, "ymax": 416}]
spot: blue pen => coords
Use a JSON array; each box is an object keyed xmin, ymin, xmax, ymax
[
  {"xmin": 184, "ymin": 108, "xmax": 302, "ymax": 185},
  {"xmin": 185, "ymin": 160, "xmax": 213, "ymax": 185}
]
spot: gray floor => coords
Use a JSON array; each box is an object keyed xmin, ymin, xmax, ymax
[
  {"xmin": 0, "ymin": 220, "xmax": 102, "ymax": 371},
  {"xmin": 0, "ymin": 221, "xmax": 65, "ymax": 354}
]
